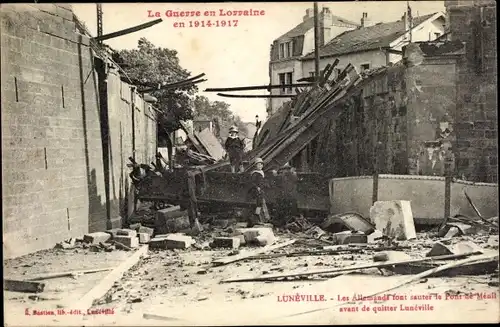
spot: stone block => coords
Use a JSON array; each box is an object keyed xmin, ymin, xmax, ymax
[
  {"xmin": 234, "ymin": 227, "xmax": 275, "ymax": 245},
  {"xmin": 113, "ymin": 235, "xmax": 139, "ymax": 249},
  {"xmin": 367, "ymin": 230, "xmax": 384, "ymax": 243},
  {"xmin": 234, "ymin": 234, "xmax": 246, "ymax": 246},
  {"xmin": 370, "ymin": 200, "xmax": 417, "ymax": 241},
  {"xmin": 373, "ymin": 251, "xmax": 412, "ymax": 262},
  {"xmin": 116, "ymin": 229, "xmax": 137, "ymax": 238},
  {"xmin": 138, "ymin": 226, "xmax": 154, "ymax": 237},
  {"xmin": 332, "ymin": 231, "xmax": 367, "ymax": 245},
  {"xmin": 155, "ymin": 206, "xmax": 190, "ymax": 234},
  {"xmin": 149, "ymin": 234, "xmax": 194, "ymax": 250},
  {"xmin": 83, "ymin": 232, "xmax": 111, "ymax": 245},
  {"xmin": 138, "ymin": 233, "xmax": 150, "ymax": 244},
  {"xmin": 211, "ymin": 237, "xmax": 240, "ymax": 249}
]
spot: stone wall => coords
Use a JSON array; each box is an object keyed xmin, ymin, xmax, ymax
[
  {"xmin": 445, "ymin": 0, "xmax": 497, "ymax": 182},
  {"xmin": 1, "ymin": 4, "xmax": 157, "ymax": 258}
]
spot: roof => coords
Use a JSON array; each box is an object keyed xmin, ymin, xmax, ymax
[
  {"xmin": 275, "ymin": 12, "xmax": 359, "ymax": 41},
  {"xmin": 301, "ymin": 13, "xmax": 440, "ymax": 59}
]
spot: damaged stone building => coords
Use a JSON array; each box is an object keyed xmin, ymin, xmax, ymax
[
  {"xmin": 260, "ymin": 0, "xmax": 497, "ymax": 183},
  {"xmin": 1, "ymin": 4, "xmax": 158, "ymax": 258}
]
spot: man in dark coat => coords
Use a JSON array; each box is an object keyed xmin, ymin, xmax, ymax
[{"xmin": 224, "ymin": 126, "xmax": 245, "ymax": 173}]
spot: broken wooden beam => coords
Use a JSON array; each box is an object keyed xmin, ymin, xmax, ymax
[
  {"xmin": 212, "ymin": 239, "xmax": 296, "ymax": 266},
  {"xmin": 217, "ymin": 93, "xmax": 294, "ymax": 98},
  {"xmin": 205, "ymin": 83, "xmax": 314, "ymax": 92},
  {"xmin": 4, "ymin": 279, "xmax": 45, "ymax": 293},
  {"xmin": 220, "ymin": 251, "xmax": 485, "ymax": 283},
  {"xmin": 24, "ymin": 267, "xmax": 115, "ymax": 281},
  {"xmin": 93, "ymin": 18, "xmax": 163, "ymax": 42}
]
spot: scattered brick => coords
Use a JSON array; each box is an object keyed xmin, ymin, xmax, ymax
[
  {"xmin": 138, "ymin": 233, "xmax": 150, "ymax": 244},
  {"xmin": 210, "ymin": 237, "xmax": 240, "ymax": 249},
  {"xmin": 116, "ymin": 229, "xmax": 137, "ymax": 238},
  {"xmin": 138, "ymin": 226, "xmax": 154, "ymax": 237},
  {"xmin": 113, "ymin": 235, "xmax": 139, "ymax": 249},
  {"xmin": 83, "ymin": 232, "xmax": 111, "ymax": 245}
]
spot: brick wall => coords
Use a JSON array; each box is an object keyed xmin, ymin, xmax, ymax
[
  {"xmin": 445, "ymin": 0, "xmax": 497, "ymax": 182},
  {"xmin": 1, "ymin": 4, "xmax": 157, "ymax": 258}
]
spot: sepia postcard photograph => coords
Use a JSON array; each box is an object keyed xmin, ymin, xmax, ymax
[{"xmin": 1, "ymin": 1, "xmax": 499, "ymax": 325}]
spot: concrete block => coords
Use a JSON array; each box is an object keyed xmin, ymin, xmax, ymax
[
  {"xmin": 138, "ymin": 226, "xmax": 154, "ymax": 237},
  {"xmin": 370, "ymin": 200, "xmax": 416, "ymax": 241},
  {"xmin": 373, "ymin": 251, "xmax": 412, "ymax": 262},
  {"xmin": 234, "ymin": 234, "xmax": 246, "ymax": 246},
  {"xmin": 116, "ymin": 229, "xmax": 137, "ymax": 238},
  {"xmin": 138, "ymin": 233, "xmax": 150, "ymax": 244},
  {"xmin": 332, "ymin": 231, "xmax": 367, "ymax": 245},
  {"xmin": 155, "ymin": 207, "xmax": 190, "ymax": 234},
  {"xmin": 83, "ymin": 232, "xmax": 111, "ymax": 245},
  {"xmin": 113, "ymin": 235, "xmax": 139, "ymax": 249},
  {"xmin": 234, "ymin": 227, "xmax": 275, "ymax": 245},
  {"xmin": 367, "ymin": 230, "xmax": 384, "ymax": 243},
  {"xmin": 211, "ymin": 237, "xmax": 240, "ymax": 249},
  {"xmin": 149, "ymin": 234, "xmax": 194, "ymax": 250}
]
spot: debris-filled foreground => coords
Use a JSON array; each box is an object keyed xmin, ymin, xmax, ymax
[{"xmin": 3, "ymin": 202, "xmax": 499, "ymax": 325}]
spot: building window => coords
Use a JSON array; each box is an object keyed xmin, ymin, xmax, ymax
[
  {"xmin": 309, "ymin": 71, "xmax": 315, "ymax": 77},
  {"xmin": 434, "ymin": 32, "xmax": 441, "ymax": 39},
  {"xmin": 279, "ymin": 73, "xmax": 286, "ymax": 94},
  {"xmin": 286, "ymin": 72, "xmax": 293, "ymax": 93},
  {"xmin": 360, "ymin": 63, "xmax": 370, "ymax": 71},
  {"xmin": 279, "ymin": 41, "xmax": 294, "ymax": 59}
]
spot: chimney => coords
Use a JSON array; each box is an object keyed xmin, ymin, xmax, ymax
[
  {"xmin": 320, "ymin": 6, "xmax": 333, "ymax": 44},
  {"xmin": 402, "ymin": 12, "xmax": 408, "ymax": 31},
  {"xmin": 360, "ymin": 12, "xmax": 372, "ymax": 28},
  {"xmin": 303, "ymin": 8, "xmax": 314, "ymax": 21}
]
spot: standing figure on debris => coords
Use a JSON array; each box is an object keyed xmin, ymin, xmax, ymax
[
  {"xmin": 224, "ymin": 126, "xmax": 245, "ymax": 173},
  {"xmin": 248, "ymin": 157, "xmax": 270, "ymax": 227},
  {"xmin": 274, "ymin": 163, "xmax": 299, "ymax": 225}
]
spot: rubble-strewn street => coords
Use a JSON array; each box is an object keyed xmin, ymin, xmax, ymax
[
  {"xmin": 2, "ymin": 1, "xmax": 498, "ymax": 326},
  {"xmin": 4, "ymin": 202, "xmax": 499, "ymax": 325}
]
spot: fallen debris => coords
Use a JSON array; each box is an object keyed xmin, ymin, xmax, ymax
[
  {"xmin": 210, "ymin": 237, "xmax": 241, "ymax": 249},
  {"xmin": 426, "ymin": 241, "xmax": 485, "ymax": 257},
  {"xmin": 373, "ymin": 251, "xmax": 412, "ymax": 262},
  {"xmin": 220, "ymin": 252, "xmax": 485, "ymax": 283},
  {"xmin": 234, "ymin": 227, "xmax": 275, "ymax": 246},
  {"xmin": 370, "ymin": 200, "xmax": 417, "ymax": 240},
  {"xmin": 212, "ymin": 239, "xmax": 296, "ymax": 266},
  {"xmin": 322, "ymin": 212, "xmax": 375, "ymax": 234},
  {"xmin": 83, "ymin": 232, "xmax": 112, "ymax": 245},
  {"xmin": 367, "ymin": 230, "xmax": 384, "ymax": 243},
  {"xmin": 138, "ymin": 233, "xmax": 151, "ymax": 244},
  {"xmin": 4, "ymin": 279, "xmax": 45, "ymax": 293},
  {"xmin": 23, "ymin": 267, "xmax": 115, "ymax": 281},
  {"xmin": 332, "ymin": 231, "xmax": 367, "ymax": 245},
  {"xmin": 149, "ymin": 234, "xmax": 194, "ymax": 250},
  {"xmin": 113, "ymin": 235, "xmax": 139, "ymax": 249}
]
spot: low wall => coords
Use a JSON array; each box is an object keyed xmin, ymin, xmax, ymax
[{"xmin": 329, "ymin": 174, "xmax": 498, "ymax": 224}]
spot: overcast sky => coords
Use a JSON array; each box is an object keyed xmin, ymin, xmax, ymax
[{"xmin": 72, "ymin": 1, "xmax": 445, "ymax": 122}]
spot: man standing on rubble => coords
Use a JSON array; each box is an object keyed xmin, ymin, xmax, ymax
[
  {"xmin": 224, "ymin": 126, "xmax": 245, "ymax": 173},
  {"xmin": 248, "ymin": 157, "xmax": 270, "ymax": 227}
]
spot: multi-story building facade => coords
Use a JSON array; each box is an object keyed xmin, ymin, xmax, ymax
[{"xmin": 268, "ymin": 7, "xmax": 446, "ymax": 115}]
